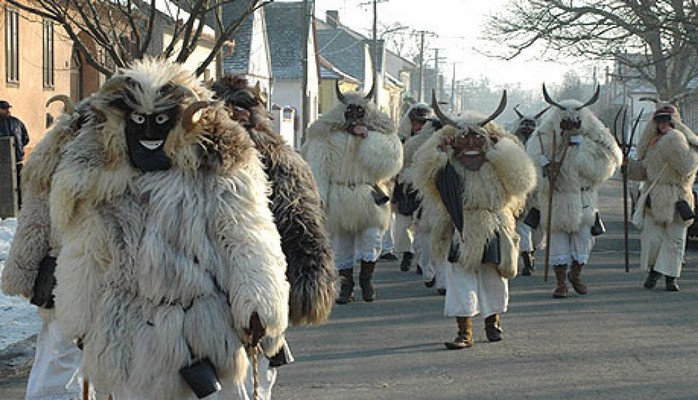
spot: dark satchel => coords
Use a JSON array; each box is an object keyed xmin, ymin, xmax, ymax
[
  {"xmin": 30, "ymin": 256, "xmax": 57, "ymax": 309},
  {"xmin": 676, "ymin": 199, "xmax": 696, "ymax": 221},
  {"xmin": 179, "ymin": 358, "xmax": 222, "ymax": 399},
  {"xmin": 523, "ymin": 207, "xmax": 541, "ymax": 229},
  {"xmin": 371, "ymin": 185, "xmax": 390, "ymax": 205},
  {"xmin": 481, "ymin": 232, "xmax": 501, "ymax": 265},
  {"xmin": 397, "ymin": 185, "xmax": 421, "ymax": 215},
  {"xmin": 590, "ymin": 212, "xmax": 606, "ymax": 236},
  {"xmin": 448, "ymin": 241, "xmax": 460, "ymax": 262},
  {"xmin": 268, "ymin": 342, "xmax": 295, "ymax": 368}
]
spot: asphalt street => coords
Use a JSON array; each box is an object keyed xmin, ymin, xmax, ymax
[{"xmin": 2, "ymin": 178, "xmax": 698, "ymax": 399}]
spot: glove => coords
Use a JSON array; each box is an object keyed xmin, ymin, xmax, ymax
[{"xmin": 30, "ymin": 256, "xmax": 57, "ymax": 309}]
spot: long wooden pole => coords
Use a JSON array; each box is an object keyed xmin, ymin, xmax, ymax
[{"xmin": 543, "ymin": 130, "xmax": 557, "ymax": 282}]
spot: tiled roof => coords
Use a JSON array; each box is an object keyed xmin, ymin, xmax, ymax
[
  {"xmin": 264, "ymin": 2, "xmax": 306, "ymax": 79},
  {"xmin": 317, "ymin": 29, "xmax": 369, "ymax": 81}
]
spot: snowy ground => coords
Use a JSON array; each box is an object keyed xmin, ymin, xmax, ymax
[{"xmin": 0, "ymin": 218, "xmax": 42, "ymax": 351}]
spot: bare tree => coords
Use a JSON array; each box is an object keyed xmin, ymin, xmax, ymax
[
  {"xmin": 8, "ymin": 0, "xmax": 271, "ymax": 77},
  {"xmin": 484, "ymin": 0, "xmax": 698, "ymax": 98}
]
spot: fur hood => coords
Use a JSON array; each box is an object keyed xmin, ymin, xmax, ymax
[{"xmin": 305, "ymin": 91, "xmax": 395, "ymax": 140}]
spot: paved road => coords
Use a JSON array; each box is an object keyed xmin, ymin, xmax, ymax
[{"xmin": 2, "ymin": 178, "xmax": 698, "ymax": 399}]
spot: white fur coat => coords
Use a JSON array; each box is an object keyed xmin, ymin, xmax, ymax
[
  {"xmin": 526, "ymin": 103, "xmax": 622, "ymax": 233},
  {"xmin": 49, "ymin": 60, "xmax": 290, "ymax": 400},
  {"xmin": 412, "ymin": 116, "xmax": 536, "ymax": 276}
]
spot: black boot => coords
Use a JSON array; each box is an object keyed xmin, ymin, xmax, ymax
[
  {"xmin": 400, "ymin": 251, "xmax": 414, "ymax": 272},
  {"xmin": 336, "ymin": 268, "xmax": 354, "ymax": 304},
  {"xmin": 521, "ymin": 251, "xmax": 534, "ymax": 276},
  {"xmin": 484, "ymin": 314, "xmax": 503, "ymax": 342},
  {"xmin": 665, "ymin": 276, "xmax": 680, "ymax": 292},
  {"xmin": 644, "ymin": 269, "xmax": 662, "ymax": 289},
  {"xmin": 359, "ymin": 261, "xmax": 376, "ymax": 302}
]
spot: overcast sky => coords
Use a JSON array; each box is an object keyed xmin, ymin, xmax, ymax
[{"xmin": 311, "ymin": 0, "xmax": 601, "ymax": 91}]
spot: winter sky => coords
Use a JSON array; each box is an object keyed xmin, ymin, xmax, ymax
[{"xmin": 313, "ymin": 0, "xmax": 599, "ymax": 90}]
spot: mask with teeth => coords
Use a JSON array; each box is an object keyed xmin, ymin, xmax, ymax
[
  {"xmin": 124, "ymin": 107, "xmax": 179, "ymax": 171},
  {"xmin": 453, "ymin": 129, "xmax": 490, "ymax": 171}
]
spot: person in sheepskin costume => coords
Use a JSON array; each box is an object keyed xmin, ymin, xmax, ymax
[
  {"xmin": 510, "ymin": 104, "xmax": 548, "ymax": 276},
  {"xmin": 302, "ymin": 83, "xmax": 402, "ymax": 304},
  {"xmin": 412, "ymin": 92, "xmax": 536, "ymax": 350},
  {"xmin": 629, "ymin": 101, "xmax": 698, "ymax": 292},
  {"xmin": 401, "ymin": 117, "xmax": 449, "ymax": 292},
  {"xmin": 2, "ymin": 95, "xmax": 93, "ymax": 399},
  {"xmin": 526, "ymin": 85, "xmax": 622, "ymax": 298},
  {"xmin": 210, "ymin": 74, "xmax": 336, "ymax": 399},
  {"xmin": 48, "ymin": 59, "xmax": 290, "ymax": 400},
  {"xmin": 393, "ymin": 102, "xmax": 433, "ymax": 273}
]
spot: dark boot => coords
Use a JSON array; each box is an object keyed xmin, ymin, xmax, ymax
[
  {"xmin": 665, "ymin": 276, "xmax": 680, "ymax": 292},
  {"xmin": 521, "ymin": 251, "xmax": 534, "ymax": 276},
  {"xmin": 359, "ymin": 261, "xmax": 376, "ymax": 302},
  {"xmin": 553, "ymin": 264, "xmax": 568, "ymax": 298},
  {"xmin": 335, "ymin": 268, "xmax": 354, "ymax": 304},
  {"xmin": 400, "ymin": 251, "xmax": 414, "ymax": 272},
  {"xmin": 568, "ymin": 261, "xmax": 588, "ymax": 295},
  {"xmin": 484, "ymin": 314, "xmax": 503, "ymax": 342},
  {"xmin": 644, "ymin": 269, "xmax": 662, "ymax": 289},
  {"xmin": 444, "ymin": 317, "xmax": 473, "ymax": 350}
]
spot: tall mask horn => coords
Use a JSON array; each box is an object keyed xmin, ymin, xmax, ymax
[
  {"xmin": 542, "ymin": 83, "xmax": 565, "ymax": 110},
  {"xmin": 639, "ymin": 96, "xmax": 659, "ymax": 103},
  {"xmin": 513, "ymin": 104, "xmax": 524, "ymax": 119},
  {"xmin": 335, "ymin": 80, "xmax": 348, "ymax": 105},
  {"xmin": 431, "ymin": 90, "xmax": 460, "ymax": 128},
  {"xmin": 671, "ymin": 92, "xmax": 688, "ymax": 105},
  {"xmin": 182, "ymin": 101, "xmax": 212, "ymax": 131},
  {"xmin": 46, "ymin": 94, "xmax": 75, "ymax": 114},
  {"xmin": 365, "ymin": 82, "xmax": 375, "ymax": 100},
  {"xmin": 99, "ymin": 75, "xmax": 134, "ymax": 96},
  {"xmin": 478, "ymin": 90, "xmax": 507, "ymax": 127},
  {"xmin": 575, "ymin": 84, "xmax": 600, "ymax": 110}
]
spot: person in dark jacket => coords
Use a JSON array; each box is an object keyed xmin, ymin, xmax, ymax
[{"xmin": 0, "ymin": 100, "xmax": 29, "ymax": 206}]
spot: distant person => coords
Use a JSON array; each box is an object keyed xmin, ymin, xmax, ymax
[
  {"xmin": 302, "ymin": 84, "xmax": 402, "ymax": 304},
  {"xmin": 630, "ymin": 103, "xmax": 698, "ymax": 292},
  {"xmin": 0, "ymin": 100, "xmax": 29, "ymax": 207},
  {"xmin": 526, "ymin": 86, "xmax": 622, "ymax": 298}
]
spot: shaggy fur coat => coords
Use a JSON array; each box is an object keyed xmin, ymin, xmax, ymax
[
  {"xmin": 1, "ymin": 103, "xmax": 86, "ymax": 299},
  {"xmin": 412, "ymin": 113, "xmax": 536, "ymax": 277},
  {"xmin": 211, "ymin": 75, "xmax": 335, "ymax": 326},
  {"xmin": 302, "ymin": 92, "xmax": 402, "ymax": 234},
  {"xmin": 49, "ymin": 60, "xmax": 289, "ymax": 399},
  {"xmin": 526, "ymin": 102, "xmax": 622, "ymax": 233},
  {"xmin": 634, "ymin": 105, "xmax": 698, "ymax": 223}
]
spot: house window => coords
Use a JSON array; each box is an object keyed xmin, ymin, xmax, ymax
[
  {"xmin": 43, "ymin": 19, "xmax": 54, "ymax": 87},
  {"xmin": 5, "ymin": 7, "xmax": 19, "ymax": 83}
]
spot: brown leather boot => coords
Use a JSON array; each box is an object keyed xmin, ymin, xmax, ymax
[
  {"xmin": 335, "ymin": 268, "xmax": 354, "ymax": 304},
  {"xmin": 568, "ymin": 261, "xmax": 588, "ymax": 294},
  {"xmin": 484, "ymin": 314, "xmax": 503, "ymax": 342},
  {"xmin": 359, "ymin": 261, "xmax": 376, "ymax": 302},
  {"xmin": 444, "ymin": 317, "xmax": 473, "ymax": 350},
  {"xmin": 553, "ymin": 264, "xmax": 568, "ymax": 298}
]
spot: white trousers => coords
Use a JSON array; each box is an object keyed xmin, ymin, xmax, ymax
[
  {"xmin": 334, "ymin": 227, "xmax": 383, "ymax": 269},
  {"xmin": 640, "ymin": 212, "xmax": 688, "ymax": 278},
  {"xmin": 380, "ymin": 212, "xmax": 395, "ymax": 255},
  {"xmin": 515, "ymin": 219, "xmax": 534, "ymax": 253},
  {"xmin": 548, "ymin": 226, "xmax": 594, "ymax": 266},
  {"xmin": 394, "ymin": 213, "xmax": 415, "ymax": 254},
  {"xmin": 26, "ymin": 310, "xmax": 86, "ymax": 400},
  {"xmin": 444, "ymin": 264, "xmax": 508, "ymax": 318}
]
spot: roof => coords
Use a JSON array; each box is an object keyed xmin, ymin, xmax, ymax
[
  {"xmin": 318, "ymin": 54, "xmax": 359, "ymax": 83},
  {"xmin": 264, "ymin": 2, "xmax": 307, "ymax": 79},
  {"xmin": 221, "ymin": 2, "xmax": 256, "ymax": 73},
  {"xmin": 316, "ymin": 28, "xmax": 369, "ymax": 82}
]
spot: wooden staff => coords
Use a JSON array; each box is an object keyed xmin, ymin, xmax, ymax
[{"xmin": 542, "ymin": 129, "xmax": 571, "ymax": 282}]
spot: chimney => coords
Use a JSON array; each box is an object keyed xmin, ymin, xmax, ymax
[{"xmin": 326, "ymin": 10, "xmax": 339, "ymax": 28}]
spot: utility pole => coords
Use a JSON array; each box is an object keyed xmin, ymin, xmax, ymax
[
  {"xmin": 451, "ymin": 62, "xmax": 456, "ymax": 112},
  {"xmin": 372, "ymin": 0, "xmax": 379, "ymax": 104},
  {"xmin": 301, "ymin": 0, "xmax": 314, "ymax": 145},
  {"xmin": 418, "ymin": 31, "xmax": 425, "ymax": 102}
]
